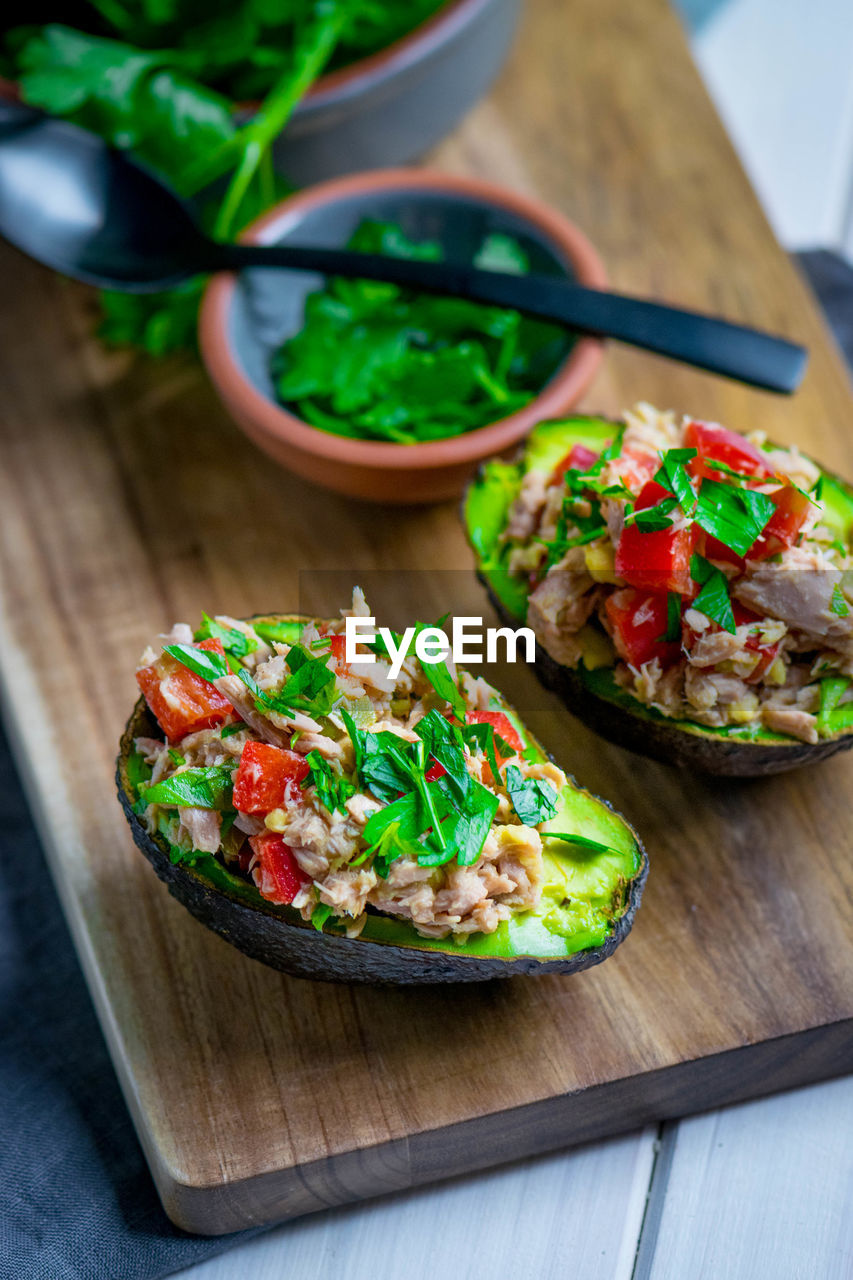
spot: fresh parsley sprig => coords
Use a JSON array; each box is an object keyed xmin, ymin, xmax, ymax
[{"xmin": 301, "ymin": 750, "xmax": 355, "ymax": 815}]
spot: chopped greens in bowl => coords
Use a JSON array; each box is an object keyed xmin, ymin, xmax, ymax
[{"xmin": 269, "ymin": 219, "xmax": 571, "ymax": 443}]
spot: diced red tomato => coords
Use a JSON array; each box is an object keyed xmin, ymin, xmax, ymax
[
  {"xmin": 135, "ymin": 636, "xmax": 234, "ymax": 742},
  {"xmin": 696, "ymin": 530, "xmax": 745, "ymax": 573},
  {"xmin": 746, "ymin": 484, "xmax": 812, "ymax": 560},
  {"xmin": 549, "ymin": 442, "xmax": 600, "ymax": 484},
  {"xmin": 613, "ymin": 445, "xmax": 660, "ymax": 495},
  {"xmin": 466, "ymin": 710, "xmax": 524, "ymax": 762},
  {"xmin": 248, "ymin": 832, "xmax": 309, "ymax": 905},
  {"xmin": 327, "ymin": 634, "xmax": 347, "ymax": 664},
  {"xmin": 732, "ymin": 603, "xmax": 781, "ymax": 682},
  {"xmin": 233, "ymin": 741, "xmax": 310, "ymax": 814},
  {"xmin": 605, "ymin": 588, "xmax": 682, "ymax": 669},
  {"xmin": 684, "ymin": 420, "xmax": 773, "ymax": 483},
  {"xmin": 425, "ymin": 762, "xmax": 447, "ymax": 782},
  {"xmin": 615, "ymin": 480, "xmax": 697, "ymax": 594}
]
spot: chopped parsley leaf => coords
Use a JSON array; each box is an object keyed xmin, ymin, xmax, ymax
[
  {"xmin": 657, "ymin": 592, "xmax": 682, "ymax": 644},
  {"xmin": 302, "ymin": 750, "xmax": 355, "ymax": 814},
  {"xmin": 654, "ymin": 448, "xmax": 698, "ymax": 513},
  {"xmin": 164, "ymin": 643, "xmax": 228, "ymax": 683},
  {"xmin": 694, "ymin": 479, "xmax": 775, "ymax": 557},
  {"xmin": 690, "ymin": 553, "xmax": 736, "ymax": 634},
  {"xmin": 194, "ymin": 614, "xmax": 258, "ymax": 659},
  {"xmin": 830, "ymin": 583, "xmax": 850, "ymax": 617},
  {"xmin": 139, "ymin": 765, "xmax": 234, "ymax": 811},
  {"xmin": 504, "ymin": 764, "xmax": 558, "ymax": 826}
]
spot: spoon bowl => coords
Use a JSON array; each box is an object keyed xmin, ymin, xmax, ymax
[{"xmin": 0, "ymin": 102, "xmax": 201, "ymax": 290}]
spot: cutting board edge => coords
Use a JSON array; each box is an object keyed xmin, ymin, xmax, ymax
[{"xmin": 155, "ymin": 1015, "xmax": 853, "ymax": 1234}]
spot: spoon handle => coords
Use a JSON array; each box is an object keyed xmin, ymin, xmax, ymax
[{"xmin": 207, "ymin": 241, "xmax": 808, "ymax": 394}]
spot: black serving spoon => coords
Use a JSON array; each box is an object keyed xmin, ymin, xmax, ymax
[{"xmin": 0, "ymin": 101, "xmax": 807, "ymax": 393}]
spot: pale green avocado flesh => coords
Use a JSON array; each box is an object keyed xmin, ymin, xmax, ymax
[
  {"xmin": 127, "ymin": 649, "xmax": 643, "ymax": 961},
  {"xmin": 464, "ymin": 416, "xmax": 853, "ymax": 745}
]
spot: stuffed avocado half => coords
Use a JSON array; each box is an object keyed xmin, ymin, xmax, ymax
[
  {"xmin": 465, "ymin": 405, "xmax": 853, "ymax": 775},
  {"xmin": 116, "ymin": 599, "xmax": 646, "ymax": 983}
]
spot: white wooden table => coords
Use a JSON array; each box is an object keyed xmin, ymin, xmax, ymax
[{"xmin": 174, "ymin": 3, "xmax": 853, "ymax": 1275}]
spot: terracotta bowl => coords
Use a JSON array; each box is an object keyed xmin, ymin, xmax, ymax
[{"xmin": 199, "ymin": 168, "xmax": 607, "ymax": 504}]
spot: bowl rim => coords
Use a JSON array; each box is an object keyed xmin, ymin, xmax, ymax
[
  {"xmin": 199, "ymin": 166, "xmax": 607, "ymax": 473},
  {"xmin": 299, "ymin": 0, "xmax": 505, "ymax": 110}
]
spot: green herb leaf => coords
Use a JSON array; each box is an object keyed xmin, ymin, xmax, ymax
[
  {"xmin": 311, "ymin": 903, "xmax": 334, "ymax": 933},
  {"xmin": 140, "ymin": 764, "xmax": 234, "ymax": 810},
  {"xmin": 412, "ymin": 622, "xmax": 467, "ymax": 719},
  {"xmin": 420, "ymin": 779, "xmax": 498, "ymax": 868},
  {"xmin": 690, "ymin": 553, "xmax": 736, "ymax": 634},
  {"xmin": 544, "ymin": 832, "xmax": 613, "ymax": 854},
  {"xmin": 302, "ymin": 749, "xmax": 355, "ymax": 814},
  {"xmin": 164, "ymin": 643, "xmax": 229, "ymax": 682},
  {"xmin": 623, "ymin": 494, "xmax": 679, "ymax": 532},
  {"xmin": 504, "ymin": 764, "xmax": 559, "ymax": 826},
  {"xmin": 830, "ymin": 583, "xmax": 850, "ymax": 617},
  {"xmin": 219, "ymin": 722, "xmax": 245, "ymax": 739},
  {"xmin": 654, "ymin": 448, "xmax": 698, "ymax": 512},
  {"xmin": 658, "ymin": 592, "xmax": 682, "ymax": 644},
  {"xmin": 195, "ymin": 613, "xmax": 258, "ymax": 659},
  {"xmin": 694, "ymin": 479, "xmax": 775, "ymax": 557}
]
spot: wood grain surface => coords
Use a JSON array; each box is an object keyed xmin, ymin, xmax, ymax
[{"xmin": 1, "ymin": 0, "xmax": 852, "ymax": 1235}]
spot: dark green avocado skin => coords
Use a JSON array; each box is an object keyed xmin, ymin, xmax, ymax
[
  {"xmin": 117, "ymin": 695, "xmax": 647, "ymax": 986},
  {"xmin": 483, "ymin": 577, "xmax": 853, "ymax": 778}
]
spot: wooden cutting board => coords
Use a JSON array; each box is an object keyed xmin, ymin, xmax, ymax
[{"xmin": 1, "ymin": 0, "xmax": 852, "ymax": 1236}]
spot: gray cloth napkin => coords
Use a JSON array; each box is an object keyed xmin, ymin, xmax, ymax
[{"xmin": 0, "ymin": 251, "xmax": 850, "ymax": 1280}]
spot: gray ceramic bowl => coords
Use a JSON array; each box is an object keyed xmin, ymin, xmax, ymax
[
  {"xmin": 199, "ymin": 168, "xmax": 607, "ymax": 503},
  {"xmin": 270, "ymin": 0, "xmax": 522, "ymax": 184}
]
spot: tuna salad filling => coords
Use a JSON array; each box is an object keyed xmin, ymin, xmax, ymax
[
  {"xmin": 129, "ymin": 592, "xmax": 614, "ymax": 942},
  {"xmin": 498, "ymin": 404, "xmax": 853, "ymax": 745}
]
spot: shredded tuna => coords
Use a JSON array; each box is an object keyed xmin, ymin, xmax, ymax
[{"xmin": 178, "ymin": 807, "xmax": 221, "ymax": 853}]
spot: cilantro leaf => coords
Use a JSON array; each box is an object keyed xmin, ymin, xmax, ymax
[
  {"xmin": 504, "ymin": 764, "xmax": 559, "ymax": 826},
  {"xmin": 544, "ymin": 832, "xmax": 614, "ymax": 855},
  {"xmin": 301, "ymin": 750, "xmax": 355, "ymax": 814},
  {"xmin": 139, "ymin": 765, "xmax": 234, "ymax": 810},
  {"xmin": 362, "ymin": 791, "xmax": 426, "ymax": 878},
  {"xmin": 412, "ymin": 622, "xmax": 467, "ymax": 719},
  {"xmin": 658, "ymin": 592, "xmax": 682, "ymax": 644},
  {"xmin": 623, "ymin": 494, "xmax": 679, "ymax": 532},
  {"xmin": 219, "ymin": 722, "xmax": 246, "ymax": 739},
  {"xmin": 419, "ymin": 779, "xmax": 498, "ymax": 868},
  {"xmin": 311, "ymin": 904, "xmax": 334, "ymax": 933},
  {"xmin": 194, "ymin": 614, "xmax": 257, "ymax": 659},
  {"xmin": 830, "ymin": 583, "xmax": 850, "ymax": 617},
  {"xmin": 690, "ymin": 553, "xmax": 736, "ymax": 634},
  {"xmin": 694, "ymin": 479, "xmax": 775, "ymax": 557},
  {"xmin": 164, "ymin": 643, "xmax": 229, "ymax": 683},
  {"xmin": 415, "ymin": 711, "xmax": 470, "ymax": 800},
  {"xmin": 654, "ymin": 448, "xmax": 698, "ymax": 513},
  {"xmin": 462, "ymin": 720, "xmax": 508, "ymax": 787}
]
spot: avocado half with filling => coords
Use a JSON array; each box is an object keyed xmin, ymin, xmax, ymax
[
  {"xmin": 464, "ymin": 413, "xmax": 853, "ymax": 776},
  {"xmin": 117, "ymin": 611, "xmax": 647, "ymax": 984}
]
